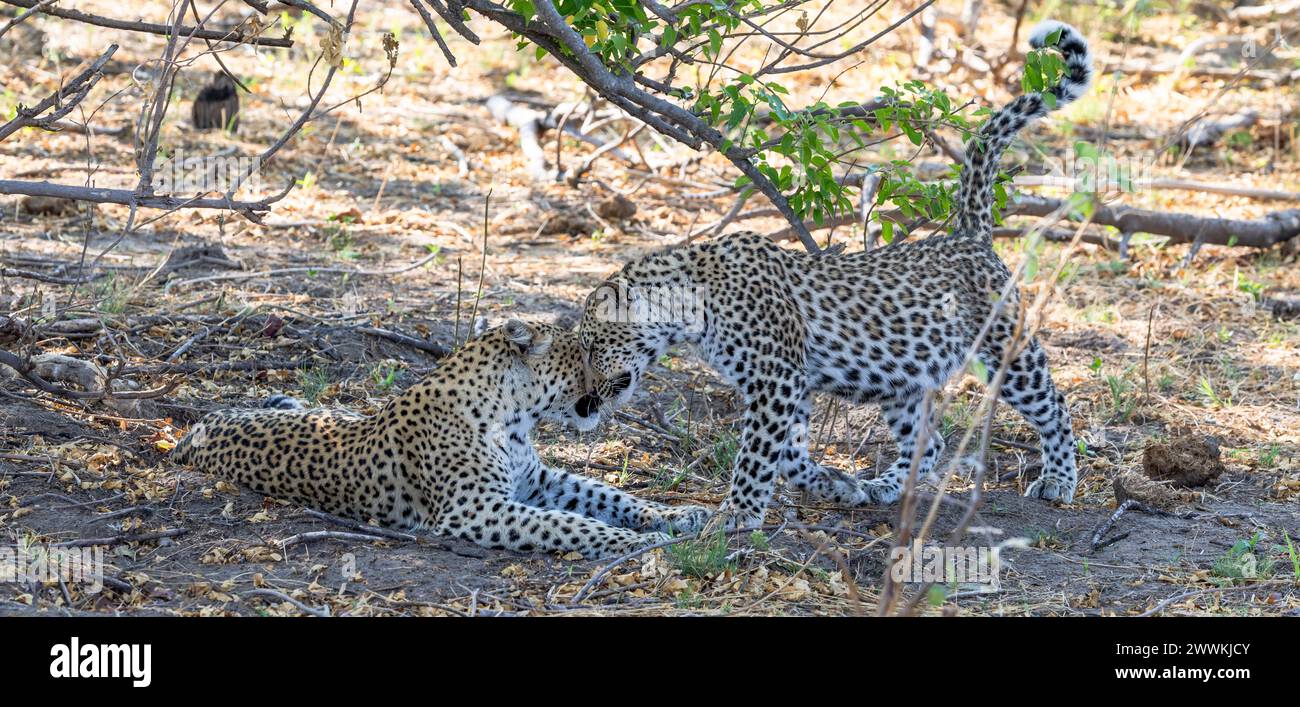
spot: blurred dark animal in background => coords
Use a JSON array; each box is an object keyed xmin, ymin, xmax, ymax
[{"xmin": 191, "ymin": 71, "xmax": 240, "ymax": 132}]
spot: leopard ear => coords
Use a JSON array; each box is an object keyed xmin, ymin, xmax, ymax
[
  {"xmin": 504, "ymin": 319, "xmax": 552, "ymax": 358},
  {"xmin": 554, "ymin": 313, "xmax": 579, "ymax": 332},
  {"xmin": 470, "ymin": 316, "xmax": 490, "ymax": 340},
  {"xmin": 584, "ymin": 278, "xmax": 625, "ymax": 323}
]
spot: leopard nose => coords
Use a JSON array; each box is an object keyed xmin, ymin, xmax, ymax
[{"xmin": 575, "ymin": 393, "xmax": 601, "ymax": 418}]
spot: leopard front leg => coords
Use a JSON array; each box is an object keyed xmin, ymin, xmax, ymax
[
  {"xmin": 446, "ymin": 490, "xmax": 667, "ymax": 558},
  {"xmin": 516, "ymin": 463, "xmax": 709, "ymax": 535},
  {"xmin": 715, "ymin": 361, "xmax": 817, "ymax": 530}
]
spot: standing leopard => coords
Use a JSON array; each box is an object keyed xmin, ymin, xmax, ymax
[
  {"xmin": 575, "ymin": 21, "xmax": 1093, "ymax": 529},
  {"xmin": 172, "ymin": 320, "xmax": 709, "ymax": 556}
]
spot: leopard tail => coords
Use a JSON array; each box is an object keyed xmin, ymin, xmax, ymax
[{"xmin": 951, "ymin": 20, "xmax": 1093, "ymax": 242}]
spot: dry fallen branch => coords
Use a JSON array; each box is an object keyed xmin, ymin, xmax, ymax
[
  {"xmin": 1181, "ymin": 110, "xmax": 1259, "ymax": 150},
  {"xmin": 241, "ymin": 588, "xmax": 331, "ymax": 617},
  {"xmin": 768, "ymin": 192, "xmax": 1300, "ymax": 251},
  {"xmin": 122, "ymin": 357, "xmax": 327, "ymax": 375},
  {"xmin": 300, "ymin": 508, "xmax": 418, "ymax": 542},
  {"xmin": 51, "ymin": 528, "xmax": 189, "ymax": 548},
  {"xmin": 1227, "ymin": 0, "xmax": 1300, "ymax": 20},
  {"xmin": 0, "ymin": 350, "xmax": 181, "ymax": 408},
  {"xmin": 485, "ymin": 94, "xmax": 639, "ymax": 182},
  {"xmin": 277, "ymin": 530, "xmax": 393, "ymax": 548},
  {"xmin": 0, "ymin": 266, "xmax": 99, "ymax": 285},
  {"xmin": 1012, "ymin": 195, "xmax": 1300, "ymax": 249},
  {"xmin": 1089, "ymin": 498, "xmax": 1142, "ymax": 552},
  {"xmin": 355, "ymin": 326, "xmax": 451, "ymax": 358}
]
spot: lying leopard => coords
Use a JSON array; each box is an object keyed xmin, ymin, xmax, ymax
[
  {"xmin": 172, "ymin": 320, "xmax": 709, "ymax": 556},
  {"xmin": 575, "ymin": 21, "xmax": 1093, "ymax": 529}
]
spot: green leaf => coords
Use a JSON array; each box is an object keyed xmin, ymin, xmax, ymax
[
  {"xmin": 901, "ymin": 121, "xmax": 922, "ymax": 145},
  {"xmin": 661, "ymin": 24, "xmax": 677, "ymax": 48}
]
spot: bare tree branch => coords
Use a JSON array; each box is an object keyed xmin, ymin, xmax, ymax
[
  {"xmin": 0, "ymin": 178, "xmax": 295, "ymax": 218},
  {"xmin": 1, "ymin": 0, "xmax": 294, "ymax": 47},
  {"xmin": 462, "ymin": 0, "xmax": 825, "ymax": 253},
  {"xmin": 0, "ymin": 44, "xmax": 118, "ymax": 143},
  {"xmin": 0, "ymin": 0, "xmax": 55, "ymax": 39}
]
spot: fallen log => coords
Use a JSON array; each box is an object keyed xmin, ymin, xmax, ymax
[
  {"xmin": 1182, "ymin": 110, "xmax": 1258, "ymax": 150},
  {"xmin": 1010, "ymin": 195, "xmax": 1300, "ymax": 249}
]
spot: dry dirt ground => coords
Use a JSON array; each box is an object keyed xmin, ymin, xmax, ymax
[{"xmin": 1, "ymin": 2, "xmax": 1298, "ymax": 616}]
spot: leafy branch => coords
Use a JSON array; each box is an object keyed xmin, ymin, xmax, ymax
[{"xmin": 419, "ymin": 0, "xmax": 982, "ymax": 252}]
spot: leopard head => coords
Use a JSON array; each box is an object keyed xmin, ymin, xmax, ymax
[
  {"xmin": 574, "ymin": 279, "xmax": 685, "ymax": 418},
  {"xmin": 494, "ymin": 319, "xmax": 602, "ymax": 433}
]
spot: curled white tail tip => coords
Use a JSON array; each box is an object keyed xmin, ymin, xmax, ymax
[{"xmin": 1028, "ymin": 19, "xmax": 1074, "ymax": 48}]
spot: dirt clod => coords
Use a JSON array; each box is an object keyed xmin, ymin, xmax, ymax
[
  {"xmin": 1113, "ymin": 471, "xmax": 1188, "ymax": 511},
  {"xmin": 1142, "ymin": 433, "xmax": 1225, "ymax": 487},
  {"xmin": 596, "ymin": 194, "xmax": 636, "ymax": 220},
  {"xmin": 538, "ymin": 211, "xmax": 595, "ymax": 236},
  {"xmin": 20, "ymin": 195, "xmax": 84, "ymax": 217}
]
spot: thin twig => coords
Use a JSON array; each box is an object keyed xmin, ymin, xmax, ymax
[
  {"xmin": 277, "ymin": 530, "xmax": 391, "ymax": 548},
  {"xmin": 242, "ymin": 588, "xmax": 331, "ymax": 617}
]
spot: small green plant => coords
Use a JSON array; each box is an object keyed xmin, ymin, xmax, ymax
[
  {"xmin": 370, "ymin": 364, "xmax": 399, "ymax": 392},
  {"xmin": 1, "ymin": 88, "xmax": 18, "ymax": 121},
  {"xmin": 654, "ymin": 465, "xmax": 690, "ymax": 491},
  {"xmin": 297, "ymin": 367, "xmax": 332, "ymax": 403},
  {"xmin": 749, "ymin": 530, "xmax": 770, "ymax": 552},
  {"xmin": 1211, "ymin": 532, "xmax": 1277, "ymax": 585},
  {"xmin": 667, "ymin": 531, "xmax": 734, "ymax": 580},
  {"xmin": 96, "ymin": 274, "xmax": 131, "ymax": 314},
  {"xmin": 926, "ymin": 584, "xmax": 948, "ymax": 607},
  {"xmin": 1088, "ymin": 356, "xmax": 1104, "ymax": 376},
  {"xmin": 422, "ymin": 243, "xmax": 446, "ymax": 266},
  {"xmin": 1157, "ymin": 373, "xmax": 1175, "ymax": 394},
  {"xmin": 1226, "ymin": 129, "xmax": 1253, "ymax": 149},
  {"xmin": 326, "ymin": 225, "xmax": 359, "ymax": 261},
  {"xmin": 1104, "ymin": 373, "xmax": 1136, "ymax": 422},
  {"xmin": 1030, "ymin": 528, "xmax": 1066, "ymax": 550},
  {"xmin": 1259, "ymin": 444, "xmax": 1282, "ymax": 469},
  {"xmin": 673, "ymin": 585, "xmax": 703, "ymax": 609},
  {"xmin": 708, "ymin": 431, "xmax": 739, "ymax": 479},
  {"xmin": 941, "ymin": 395, "xmax": 976, "ymax": 436},
  {"xmin": 1198, "ymin": 377, "xmax": 1230, "ymax": 408},
  {"xmin": 1234, "ymin": 270, "xmax": 1266, "ymax": 302},
  {"xmin": 1283, "ymin": 532, "xmax": 1299, "ymax": 581}
]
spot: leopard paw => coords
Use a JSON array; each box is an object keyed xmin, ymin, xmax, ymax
[
  {"xmin": 700, "ymin": 505, "xmax": 762, "ymax": 535},
  {"xmin": 857, "ymin": 477, "xmax": 902, "ymax": 505},
  {"xmin": 1024, "ymin": 475, "xmax": 1076, "ymax": 504},
  {"xmin": 662, "ymin": 504, "xmax": 711, "ymax": 535}
]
